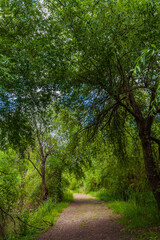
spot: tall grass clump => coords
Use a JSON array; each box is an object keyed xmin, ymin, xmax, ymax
[
  {"xmin": 108, "ymin": 199, "xmax": 160, "ymax": 229},
  {"xmin": 91, "ymin": 189, "xmax": 160, "ymax": 229},
  {"xmin": 7, "ymin": 191, "xmax": 73, "ymax": 240},
  {"xmin": 89, "ymin": 188, "xmax": 121, "ymax": 201},
  {"xmin": 62, "ymin": 190, "xmax": 74, "ymax": 202}
]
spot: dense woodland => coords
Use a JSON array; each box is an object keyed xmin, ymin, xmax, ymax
[{"xmin": 1, "ymin": 0, "xmax": 160, "ymax": 239}]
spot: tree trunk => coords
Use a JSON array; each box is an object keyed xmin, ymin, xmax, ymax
[
  {"xmin": 139, "ymin": 120, "xmax": 160, "ymax": 209},
  {"xmin": 42, "ymin": 158, "xmax": 48, "ymax": 201}
]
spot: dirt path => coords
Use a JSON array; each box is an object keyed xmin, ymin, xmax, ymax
[{"xmin": 38, "ymin": 193, "xmax": 129, "ymax": 240}]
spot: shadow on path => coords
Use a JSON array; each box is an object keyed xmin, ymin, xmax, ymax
[{"xmin": 38, "ymin": 193, "xmax": 130, "ymax": 240}]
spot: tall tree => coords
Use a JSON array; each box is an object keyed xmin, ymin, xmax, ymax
[
  {"xmin": 46, "ymin": 0, "xmax": 160, "ymax": 208},
  {"xmin": 1, "ymin": 0, "xmax": 160, "ymax": 209},
  {"xmin": 26, "ymin": 105, "xmax": 59, "ymax": 200},
  {"xmin": 0, "ymin": 0, "xmax": 62, "ymax": 149}
]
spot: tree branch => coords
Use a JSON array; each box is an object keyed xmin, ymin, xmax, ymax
[
  {"xmin": 0, "ymin": 207, "xmax": 17, "ymax": 234},
  {"xmin": 27, "ymin": 152, "xmax": 42, "ymax": 177},
  {"xmin": 16, "ymin": 215, "xmax": 44, "ymax": 230},
  {"xmin": 128, "ymin": 90, "xmax": 143, "ymax": 120},
  {"xmin": 115, "ymin": 96, "xmax": 137, "ymax": 118}
]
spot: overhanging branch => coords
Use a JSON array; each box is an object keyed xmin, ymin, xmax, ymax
[{"xmin": 115, "ymin": 96, "xmax": 137, "ymax": 118}]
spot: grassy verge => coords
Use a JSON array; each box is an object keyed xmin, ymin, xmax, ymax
[
  {"xmin": 71, "ymin": 187, "xmax": 85, "ymax": 193},
  {"xmin": 89, "ymin": 189, "xmax": 160, "ymax": 240},
  {"xmin": 7, "ymin": 190, "xmax": 73, "ymax": 240}
]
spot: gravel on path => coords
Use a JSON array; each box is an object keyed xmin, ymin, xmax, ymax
[{"xmin": 38, "ymin": 193, "xmax": 129, "ymax": 240}]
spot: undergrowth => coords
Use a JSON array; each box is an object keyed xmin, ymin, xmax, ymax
[
  {"xmin": 6, "ymin": 190, "xmax": 73, "ymax": 240},
  {"xmin": 89, "ymin": 189, "xmax": 160, "ymax": 240}
]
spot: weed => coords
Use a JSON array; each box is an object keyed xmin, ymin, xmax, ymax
[
  {"xmin": 90, "ymin": 190, "xmax": 160, "ymax": 240},
  {"xmin": 6, "ymin": 190, "xmax": 73, "ymax": 240}
]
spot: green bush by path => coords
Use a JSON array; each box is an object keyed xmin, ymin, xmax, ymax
[
  {"xmin": 89, "ymin": 189, "xmax": 120, "ymax": 202},
  {"xmin": 5, "ymin": 190, "xmax": 73, "ymax": 240}
]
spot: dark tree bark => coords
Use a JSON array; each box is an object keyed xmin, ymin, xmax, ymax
[
  {"xmin": 119, "ymin": 88, "xmax": 160, "ymax": 209},
  {"xmin": 138, "ymin": 119, "xmax": 160, "ymax": 209}
]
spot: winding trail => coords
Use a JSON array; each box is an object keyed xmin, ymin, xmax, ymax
[{"xmin": 38, "ymin": 193, "xmax": 129, "ymax": 240}]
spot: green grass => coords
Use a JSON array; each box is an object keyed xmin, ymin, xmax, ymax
[
  {"xmin": 131, "ymin": 230, "xmax": 160, "ymax": 240},
  {"xmin": 89, "ymin": 189, "xmax": 118, "ymax": 201},
  {"xmin": 89, "ymin": 189, "xmax": 160, "ymax": 240},
  {"xmin": 62, "ymin": 190, "xmax": 74, "ymax": 202},
  {"xmin": 7, "ymin": 190, "xmax": 73, "ymax": 240},
  {"xmin": 107, "ymin": 201, "xmax": 160, "ymax": 239},
  {"xmin": 107, "ymin": 200, "xmax": 160, "ymax": 228},
  {"xmin": 72, "ymin": 187, "xmax": 85, "ymax": 193}
]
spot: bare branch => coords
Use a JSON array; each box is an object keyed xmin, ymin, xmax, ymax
[
  {"xmin": 0, "ymin": 207, "xmax": 17, "ymax": 234},
  {"xmin": 27, "ymin": 152, "xmax": 42, "ymax": 177},
  {"xmin": 57, "ymin": 0, "xmax": 65, "ymax": 7},
  {"xmin": 16, "ymin": 215, "xmax": 44, "ymax": 230},
  {"xmin": 115, "ymin": 96, "xmax": 137, "ymax": 118}
]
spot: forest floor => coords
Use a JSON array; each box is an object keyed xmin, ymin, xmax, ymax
[{"xmin": 38, "ymin": 193, "xmax": 130, "ymax": 240}]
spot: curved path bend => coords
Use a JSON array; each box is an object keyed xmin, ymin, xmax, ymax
[{"xmin": 38, "ymin": 193, "xmax": 129, "ymax": 240}]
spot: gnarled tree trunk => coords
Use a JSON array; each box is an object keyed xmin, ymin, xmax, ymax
[{"xmin": 138, "ymin": 119, "xmax": 160, "ymax": 209}]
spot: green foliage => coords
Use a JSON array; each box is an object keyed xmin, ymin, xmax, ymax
[
  {"xmin": 107, "ymin": 200, "xmax": 160, "ymax": 229},
  {"xmin": 91, "ymin": 189, "xmax": 160, "ymax": 239},
  {"xmin": 4, "ymin": 191, "xmax": 73, "ymax": 240},
  {"xmin": 90, "ymin": 189, "xmax": 118, "ymax": 202},
  {"xmin": 0, "ymin": 150, "xmax": 20, "ymax": 208},
  {"xmin": 1, "ymin": 0, "xmax": 160, "ymax": 239},
  {"xmin": 131, "ymin": 229, "xmax": 160, "ymax": 240},
  {"xmin": 79, "ymin": 127, "xmax": 149, "ymax": 202},
  {"xmin": 43, "ymin": 0, "xmax": 160, "ymax": 210},
  {"xmin": 62, "ymin": 190, "xmax": 74, "ymax": 202},
  {"xmin": 0, "ymin": 150, "xmax": 20, "ymax": 238},
  {"xmin": 24, "ymin": 169, "xmax": 42, "ymax": 204},
  {"xmin": 67, "ymin": 175, "xmax": 83, "ymax": 192}
]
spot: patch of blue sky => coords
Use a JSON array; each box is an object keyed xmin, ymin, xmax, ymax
[{"xmin": 0, "ymin": 93, "xmax": 18, "ymax": 114}]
